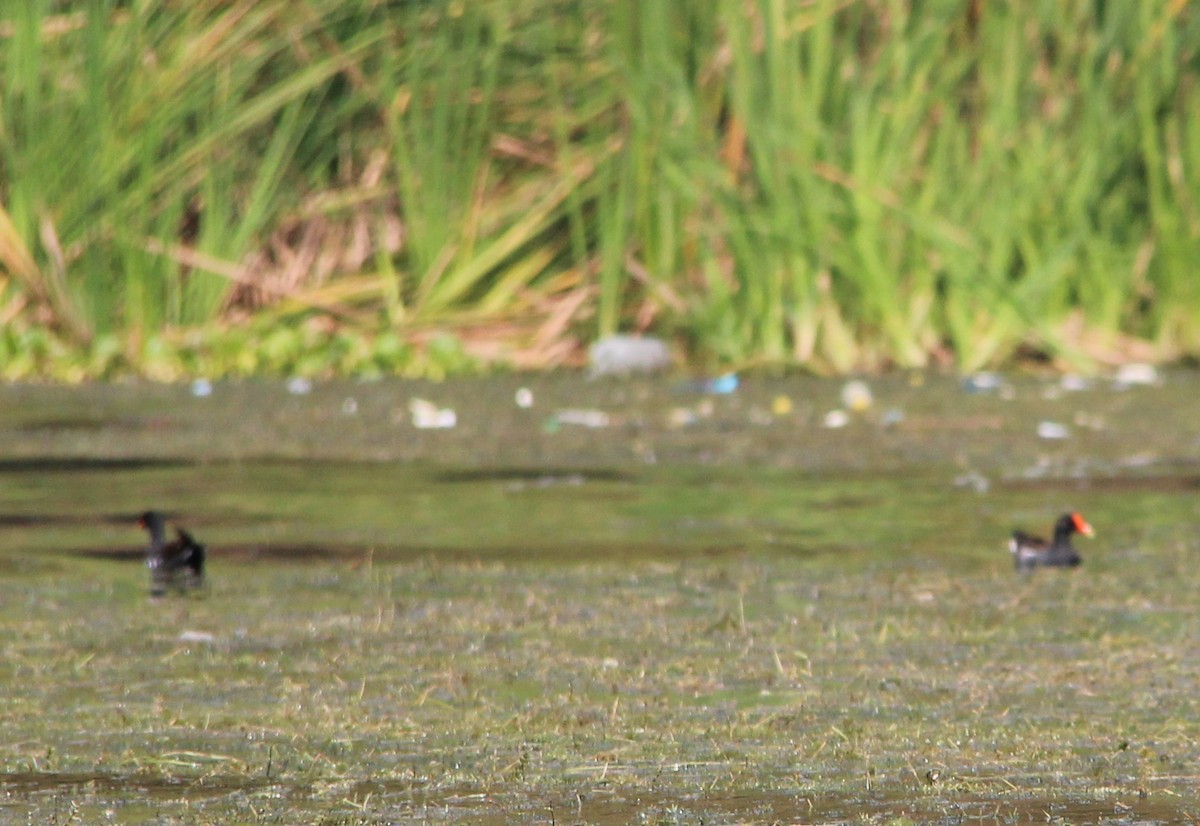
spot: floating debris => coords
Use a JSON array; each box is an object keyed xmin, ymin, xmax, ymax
[
  {"xmin": 1119, "ymin": 452, "xmax": 1158, "ymax": 469},
  {"xmin": 961, "ymin": 373, "xmax": 1005, "ymax": 394},
  {"xmin": 409, "ymin": 398, "xmax": 456, "ymax": 429},
  {"xmin": 748, "ymin": 407, "xmax": 774, "ymax": 426},
  {"xmin": 880, "ymin": 408, "xmax": 905, "ymax": 428},
  {"xmin": 1036, "ymin": 420, "xmax": 1070, "ymax": 440},
  {"xmin": 190, "ymin": 379, "xmax": 213, "ymax": 398},
  {"xmin": 1020, "ymin": 457, "xmax": 1055, "ymax": 478},
  {"xmin": 341, "ymin": 397, "xmax": 359, "ymax": 416},
  {"xmin": 677, "ymin": 373, "xmax": 739, "ymax": 394},
  {"xmin": 554, "ymin": 409, "xmax": 610, "ymax": 428},
  {"xmin": 667, "ymin": 398, "xmax": 716, "ymax": 427},
  {"xmin": 1060, "ymin": 374, "xmax": 1091, "ymax": 392},
  {"xmin": 841, "ymin": 379, "xmax": 873, "ymax": 412},
  {"xmin": 703, "ymin": 374, "xmax": 739, "ymax": 394},
  {"xmin": 771, "ymin": 395, "xmax": 793, "ymax": 416},
  {"xmin": 286, "ymin": 377, "xmax": 313, "ymax": 395},
  {"xmin": 178, "ymin": 630, "xmax": 215, "ymax": 644},
  {"xmin": 667, "ymin": 407, "xmax": 699, "ymax": 428},
  {"xmin": 953, "ymin": 470, "xmax": 990, "ymax": 494},
  {"xmin": 514, "ymin": 387, "xmax": 534, "ymax": 408},
  {"xmin": 1114, "ymin": 363, "xmax": 1159, "ymax": 388},
  {"xmin": 823, "ymin": 409, "xmax": 850, "ymax": 429},
  {"xmin": 588, "ymin": 334, "xmax": 671, "ymax": 377}
]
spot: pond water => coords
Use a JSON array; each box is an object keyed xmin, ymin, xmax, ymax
[
  {"xmin": 5, "ymin": 370, "xmax": 1199, "ymax": 558},
  {"xmin": 1, "ymin": 372, "xmax": 1199, "ymax": 824}
]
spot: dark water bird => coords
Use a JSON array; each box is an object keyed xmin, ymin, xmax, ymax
[
  {"xmin": 1009, "ymin": 511, "xmax": 1093, "ymax": 571},
  {"xmin": 139, "ymin": 511, "xmax": 206, "ymax": 596}
]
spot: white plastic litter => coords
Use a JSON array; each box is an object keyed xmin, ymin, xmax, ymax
[
  {"xmin": 1036, "ymin": 420, "xmax": 1070, "ymax": 440},
  {"xmin": 555, "ymin": 409, "xmax": 610, "ymax": 428},
  {"xmin": 823, "ymin": 410, "xmax": 850, "ymax": 429},
  {"xmin": 588, "ymin": 335, "xmax": 671, "ymax": 377},
  {"xmin": 961, "ymin": 373, "xmax": 1005, "ymax": 394},
  {"xmin": 409, "ymin": 398, "xmax": 456, "ymax": 429},
  {"xmin": 841, "ymin": 380, "xmax": 873, "ymax": 412},
  {"xmin": 1114, "ymin": 363, "xmax": 1159, "ymax": 387}
]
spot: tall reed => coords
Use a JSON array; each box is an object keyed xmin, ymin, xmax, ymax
[
  {"xmin": 0, "ymin": 1, "xmax": 376, "ymax": 341},
  {"xmin": 0, "ymin": 0, "xmax": 1197, "ymax": 377},
  {"xmin": 582, "ymin": 0, "xmax": 1200, "ymax": 371}
]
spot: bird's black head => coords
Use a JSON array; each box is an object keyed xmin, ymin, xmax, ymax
[
  {"xmin": 139, "ymin": 511, "xmax": 165, "ymax": 531},
  {"xmin": 1056, "ymin": 511, "xmax": 1094, "ymax": 538}
]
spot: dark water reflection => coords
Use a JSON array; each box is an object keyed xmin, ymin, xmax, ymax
[
  {"xmin": 5, "ymin": 455, "xmax": 1198, "ymax": 576},
  {"xmin": 0, "ymin": 770, "xmax": 1186, "ymax": 825}
]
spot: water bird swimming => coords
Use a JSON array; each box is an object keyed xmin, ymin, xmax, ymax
[
  {"xmin": 139, "ymin": 511, "xmax": 206, "ymax": 596},
  {"xmin": 1009, "ymin": 512, "xmax": 1093, "ymax": 571}
]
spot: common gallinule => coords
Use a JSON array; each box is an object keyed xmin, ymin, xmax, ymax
[
  {"xmin": 139, "ymin": 511, "xmax": 206, "ymax": 596},
  {"xmin": 1009, "ymin": 511, "xmax": 1093, "ymax": 571}
]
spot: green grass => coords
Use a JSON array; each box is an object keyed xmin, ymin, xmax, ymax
[
  {"xmin": 4, "ymin": 550, "xmax": 1200, "ymax": 823},
  {"xmin": 1, "ymin": 1, "xmax": 1199, "ymax": 379},
  {"xmin": 2, "ymin": 372, "xmax": 1200, "ymax": 822}
]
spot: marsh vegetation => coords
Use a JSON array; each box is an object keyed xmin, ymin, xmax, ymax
[
  {"xmin": 1, "ymin": 374, "xmax": 1199, "ymax": 822},
  {"xmin": 2, "ymin": 2, "xmax": 1199, "ymax": 379}
]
